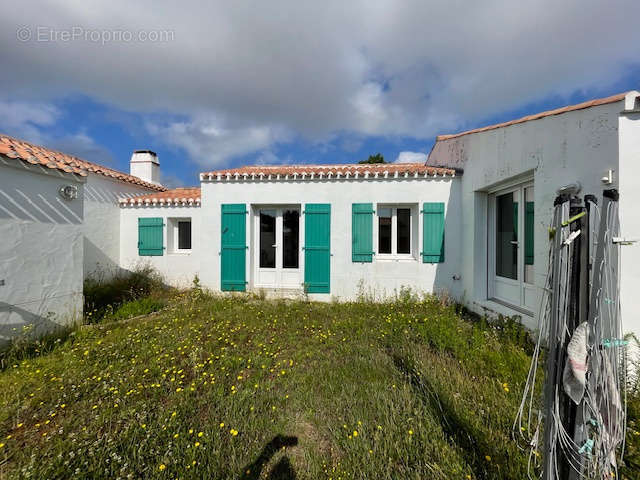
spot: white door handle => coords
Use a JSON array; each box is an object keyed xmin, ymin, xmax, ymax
[{"xmin": 510, "ymin": 241, "xmax": 519, "ymax": 245}]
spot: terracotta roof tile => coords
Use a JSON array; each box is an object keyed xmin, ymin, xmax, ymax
[
  {"xmin": 119, "ymin": 187, "xmax": 201, "ymax": 207},
  {"xmin": 201, "ymin": 163, "xmax": 456, "ymax": 180},
  {"xmin": 436, "ymin": 92, "xmax": 629, "ymax": 141},
  {"xmin": 0, "ymin": 133, "xmax": 167, "ymax": 191}
]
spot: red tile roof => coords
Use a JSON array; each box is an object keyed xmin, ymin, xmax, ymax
[
  {"xmin": 201, "ymin": 163, "xmax": 456, "ymax": 180},
  {"xmin": 0, "ymin": 134, "xmax": 166, "ymax": 191},
  {"xmin": 119, "ymin": 187, "xmax": 201, "ymax": 206},
  {"xmin": 436, "ymin": 92, "xmax": 629, "ymax": 141}
]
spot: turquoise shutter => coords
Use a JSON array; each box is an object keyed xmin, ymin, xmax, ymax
[
  {"xmin": 304, "ymin": 204, "xmax": 331, "ymax": 293},
  {"xmin": 421, "ymin": 203, "xmax": 445, "ymax": 263},
  {"xmin": 525, "ymin": 201, "xmax": 534, "ymax": 265},
  {"xmin": 138, "ymin": 217, "xmax": 164, "ymax": 256},
  {"xmin": 221, "ymin": 204, "xmax": 247, "ymax": 291},
  {"xmin": 352, "ymin": 203, "xmax": 374, "ymax": 262}
]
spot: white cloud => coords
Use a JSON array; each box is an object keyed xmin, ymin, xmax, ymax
[
  {"xmin": 146, "ymin": 115, "xmax": 291, "ymax": 168},
  {"xmin": 395, "ymin": 151, "xmax": 427, "ymax": 163},
  {"xmin": 0, "ymin": 100, "xmax": 117, "ymax": 166},
  {"xmin": 1, "ymin": 1, "xmax": 639, "ymax": 166},
  {"xmin": 0, "ymin": 100, "xmax": 60, "ymax": 143}
]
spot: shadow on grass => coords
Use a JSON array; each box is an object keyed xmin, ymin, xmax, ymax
[
  {"xmin": 387, "ymin": 348, "xmax": 491, "ymax": 480},
  {"xmin": 239, "ymin": 435, "xmax": 298, "ymax": 480}
]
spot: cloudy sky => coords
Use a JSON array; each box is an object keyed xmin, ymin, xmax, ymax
[{"xmin": 1, "ymin": 1, "xmax": 639, "ymax": 186}]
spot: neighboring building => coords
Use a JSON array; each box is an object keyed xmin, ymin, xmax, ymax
[{"xmin": 0, "ymin": 135, "xmax": 165, "ymax": 344}]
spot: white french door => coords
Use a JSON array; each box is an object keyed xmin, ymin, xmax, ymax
[
  {"xmin": 489, "ymin": 182, "xmax": 536, "ymax": 312},
  {"xmin": 255, "ymin": 207, "xmax": 301, "ymax": 288}
]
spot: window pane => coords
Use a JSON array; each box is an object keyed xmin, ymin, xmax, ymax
[
  {"xmin": 282, "ymin": 209, "xmax": 299, "ymax": 269},
  {"xmin": 524, "ymin": 186, "xmax": 534, "ymax": 284},
  {"xmin": 259, "ymin": 211, "xmax": 276, "ymax": 268},
  {"xmin": 496, "ymin": 193, "xmax": 517, "ymax": 280},
  {"xmin": 397, "ymin": 208, "xmax": 410, "ymax": 254},
  {"xmin": 178, "ymin": 221, "xmax": 191, "ymax": 250},
  {"xmin": 378, "ymin": 208, "xmax": 391, "ymax": 254}
]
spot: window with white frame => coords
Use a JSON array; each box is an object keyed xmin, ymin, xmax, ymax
[
  {"xmin": 168, "ymin": 218, "xmax": 192, "ymax": 253},
  {"xmin": 376, "ymin": 205, "xmax": 416, "ymax": 257}
]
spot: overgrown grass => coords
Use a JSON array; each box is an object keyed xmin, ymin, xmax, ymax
[
  {"xmin": 0, "ymin": 292, "xmax": 637, "ymax": 479},
  {"xmin": 83, "ymin": 266, "xmax": 166, "ymax": 323},
  {"xmin": 108, "ymin": 297, "xmax": 168, "ymax": 322}
]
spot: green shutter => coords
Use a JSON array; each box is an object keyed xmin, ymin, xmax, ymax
[
  {"xmin": 304, "ymin": 204, "xmax": 331, "ymax": 293},
  {"xmin": 422, "ymin": 203, "xmax": 445, "ymax": 263},
  {"xmin": 525, "ymin": 201, "xmax": 534, "ymax": 265},
  {"xmin": 138, "ymin": 217, "xmax": 164, "ymax": 256},
  {"xmin": 221, "ymin": 204, "xmax": 247, "ymax": 291},
  {"xmin": 352, "ymin": 203, "xmax": 374, "ymax": 262}
]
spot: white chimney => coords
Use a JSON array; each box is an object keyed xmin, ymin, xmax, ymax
[{"xmin": 130, "ymin": 150, "xmax": 160, "ymax": 185}]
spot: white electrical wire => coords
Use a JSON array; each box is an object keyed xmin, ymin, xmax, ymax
[{"xmin": 513, "ymin": 194, "xmax": 627, "ymax": 479}]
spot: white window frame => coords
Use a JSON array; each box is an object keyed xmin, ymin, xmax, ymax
[
  {"xmin": 168, "ymin": 217, "xmax": 192, "ymax": 254},
  {"xmin": 375, "ymin": 204, "xmax": 416, "ymax": 260}
]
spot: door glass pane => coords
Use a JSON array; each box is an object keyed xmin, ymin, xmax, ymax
[
  {"xmin": 496, "ymin": 192, "xmax": 517, "ymax": 280},
  {"xmin": 397, "ymin": 208, "xmax": 411, "ymax": 254},
  {"xmin": 282, "ymin": 209, "xmax": 299, "ymax": 269},
  {"xmin": 378, "ymin": 207, "xmax": 392, "ymax": 254},
  {"xmin": 178, "ymin": 221, "xmax": 191, "ymax": 250},
  {"xmin": 259, "ymin": 210, "xmax": 276, "ymax": 268},
  {"xmin": 524, "ymin": 186, "xmax": 534, "ymax": 284}
]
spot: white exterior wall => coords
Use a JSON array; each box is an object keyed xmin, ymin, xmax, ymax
[
  {"xmin": 199, "ymin": 177, "xmax": 462, "ymax": 301},
  {"xmin": 120, "ymin": 205, "xmax": 201, "ymax": 287},
  {"xmin": 83, "ymin": 174, "xmax": 159, "ymax": 280},
  {"xmin": 618, "ymin": 102, "xmax": 640, "ymax": 341},
  {"xmin": 0, "ymin": 160, "xmax": 84, "ymax": 345},
  {"xmin": 429, "ymin": 96, "xmax": 636, "ymax": 332}
]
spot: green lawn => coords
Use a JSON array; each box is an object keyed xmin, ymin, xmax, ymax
[{"xmin": 0, "ymin": 291, "xmax": 637, "ymax": 479}]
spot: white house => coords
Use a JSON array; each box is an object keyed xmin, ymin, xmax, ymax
[
  {"xmin": 2, "ymin": 90, "xmax": 640, "ymax": 345},
  {"xmin": 117, "ymin": 90, "xmax": 640, "ymax": 339},
  {"xmin": 0, "ymin": 135, "xmax": 165, "ymax": 345}
]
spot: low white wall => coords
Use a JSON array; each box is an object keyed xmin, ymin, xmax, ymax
[
  {"xmin": 199, "ymin": 176, "xmax": 462, "ymax": 301},
  {"xmin": 429, "ymin": 95, "xmax": 634, "ymax": 332},
  {"xmin": 0, "ymin": 160, "xmax": 84, "ymax": 345},
  {"xmin": 120, "ymin": 205, "xmax": 201, "ymax": 287},
  {"xmin": 83, "ymin": 174, "xmax": 159, "ymax": 280}
]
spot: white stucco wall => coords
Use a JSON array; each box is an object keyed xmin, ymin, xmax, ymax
[
  {"xmin": 0, "ymin": 159, "xmax": 84, "ymax": 345},
  {"xmin": 618, "ymin": 103, "xmax": 640, "ymax": 341},
  {"xmin": 428, "ymin": 94, "xmax": 638, "ymax": 332},
  {"xmin": 83, "ymin": 174, "xmax": 159, "ymax": 280},
  {"xmin": 120, "ymin": 205, "xmax": 201, "ymax": 287},
  {"xmin": 199, "ymin": 176, "xmax": 462, "ymax": 301}
]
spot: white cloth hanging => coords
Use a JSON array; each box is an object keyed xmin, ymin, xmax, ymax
[{"xmin": 562, "ymin": 321, "xmax": 589, "ymax": 404}]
